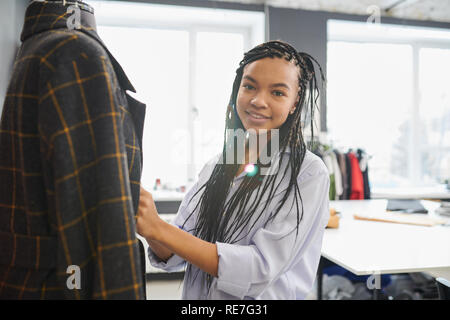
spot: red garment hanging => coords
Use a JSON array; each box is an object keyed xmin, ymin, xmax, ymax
[{"xmin": 348, "ymin": 152, "xmax": 364, "ymax": 200}]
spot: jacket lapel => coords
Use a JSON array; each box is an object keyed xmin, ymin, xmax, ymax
[
  {"xmin": 126, "ymin": 93, "xmax": 146, "ymax": 165},
  {"xmin": 82, "ymin": 29, "xmax": 147, "ymax": 160}
]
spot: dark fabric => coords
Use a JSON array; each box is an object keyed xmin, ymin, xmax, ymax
[
  {"xmin": 333, "ymin": 149, "xmax": 348, "ymax": 200},
  {"xmin": 356, "ymin": 149, "xmax": 371, "ymax": 200},
  {"xmin": 0, "ymin": 1, "xmax": 147, "ymax": 299},
  {"xmin": 344, "ymin": 153, "xmax": 352, "ymax": 200},
  {"xmin": 386, "ymin": 200, "xmax": 428, "ymax": 214},
  {"xmin": 362, "ymin": 168, "xmax": 371, "ymax": 200},
  {"xmin": 323, "ymin": 265, "xmax": 392, "ymax": 290}
]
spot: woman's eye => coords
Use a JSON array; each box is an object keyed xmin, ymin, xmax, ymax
[
  {"xmin": 273, "ymin": 91, "xmax": 285, "ymax": 97},
  {"xmin": 243, "ymin": 84, "xmax": 255, "ymax": 90}
]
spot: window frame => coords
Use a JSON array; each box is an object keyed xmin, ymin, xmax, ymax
[
  {"xmin": 327, "ymin": 20, "xmax": 450, "ymax": 188},
  {"xmin": 90, "ymin": 1, "xmax": 265, "ymax": 187}
]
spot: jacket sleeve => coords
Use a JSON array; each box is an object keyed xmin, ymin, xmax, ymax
[
  {"xmin": 37, "ymin": 34, "xmax": 144, "ymax": 299},
  {"xmin": 215, "ymin": 159, "xmax": 330, "ymax": 299}
]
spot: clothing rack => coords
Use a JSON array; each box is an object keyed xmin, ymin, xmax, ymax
[{"xmin": 311, "ymin": 142, "xmax": 371, "ymax": 201}]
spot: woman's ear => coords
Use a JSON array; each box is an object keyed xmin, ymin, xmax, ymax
[{"xmin": 290, "ymin": 96, "xmax": 300, "ymax": 114}]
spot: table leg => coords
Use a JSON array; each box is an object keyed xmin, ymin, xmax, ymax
[
  {"xmin": 372, "ymin": 288, "xmax": 380, "ymax": 300},
  {"xmin": 317, "ymin": 257, "xmax": 324, "ymax": 300}
]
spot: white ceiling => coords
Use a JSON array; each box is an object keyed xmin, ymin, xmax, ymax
[{"xmin": 209, "ymin": 0, "xmax": 450, "ymax": 23}]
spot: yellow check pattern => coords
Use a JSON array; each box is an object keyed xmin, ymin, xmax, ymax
[{"xmin": 0, "ymin": 1, "xmax": 146, "ymax": 299}]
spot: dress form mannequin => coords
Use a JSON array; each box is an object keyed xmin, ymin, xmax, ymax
[{"xmin": 0, "ymin": 0, "xmax": 147, "ymax": 299}]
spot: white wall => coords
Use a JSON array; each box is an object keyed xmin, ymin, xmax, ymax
[{"xmin": 0, "ymin": 0, "xmax": 28, "ymax": 114}]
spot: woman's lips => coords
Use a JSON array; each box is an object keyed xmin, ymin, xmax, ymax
[{"xmin": 245, "ymin": 110, "xmax": 271, "ymax": 124}]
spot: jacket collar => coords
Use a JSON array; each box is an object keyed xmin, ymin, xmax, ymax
[{"xmin": 21, "ymin": 0, "xmax": 136, "ymax": 93}]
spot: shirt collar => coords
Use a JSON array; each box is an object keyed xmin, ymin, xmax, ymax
[
  {"xmin": 21, "ymin": 1, "xmax": 136, "ymax": 93},
  {"xmin": 21, "ymin": 1, "xmax": 96, "ymax": 42}
]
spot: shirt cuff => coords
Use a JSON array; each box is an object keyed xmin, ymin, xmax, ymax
[
  {"xmin": 216, "ymin": 242, "xmax": 251, "ymax": 299},
  {"xmin": 147, "ymin": 246, "xmax": 185, "ymax": 273}
]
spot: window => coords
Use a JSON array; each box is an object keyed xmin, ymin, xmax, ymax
[
  {"xmin": 89, "ymin": 1, "xmax": 264, "ymax": 195},
  {"xmin": 194, "ymin": 31, "xmax": 245, "ymax": 170},
  {"xmin": 327, "ymin": 20, "xmax": 450, "ymax": 191},
  {"xmin": 419, "ymin": 48, "xmax": 450, "ymax": 185}
]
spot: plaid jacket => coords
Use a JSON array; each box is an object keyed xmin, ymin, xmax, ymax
[{"xmin": 0, "ymin": 1, "xmax": 147, "ymax": 299}]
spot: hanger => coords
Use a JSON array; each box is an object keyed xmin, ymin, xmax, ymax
[
  {"xmin": 30, "ymin": 0, "xmax": 70, "ymax": 5},
  {"xmin": 28, "ymin": 1, "xmax": 93, "ymax": 13}
]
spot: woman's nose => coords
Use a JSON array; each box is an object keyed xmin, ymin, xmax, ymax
[{"xmin": 250, "ymin": 92, "xmax": 268, "ymax": 108}]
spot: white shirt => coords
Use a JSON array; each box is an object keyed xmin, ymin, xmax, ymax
[{"xmin": 148, "ymin": 149, "xmax": 330, "ymax": 300}]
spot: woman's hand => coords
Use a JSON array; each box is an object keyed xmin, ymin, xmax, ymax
[
  {"xmin": 136, "ymin": 186, "xmax": 219, "ymax": 276},
  {"xmin": 136, "ymin": 186, "xmax": 163, "ymax": 241}
]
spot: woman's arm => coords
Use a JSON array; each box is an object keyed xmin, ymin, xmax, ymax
[
  {"xmin": 146, "ymin": 239, "xmax": 173, "ymax": 262},
  {"xmin": 136, "ymin": 186, "xmax": 219, "ymax": 277},
  {"xmin": 154, "ymin": 220, "xmax": 219, "ymax": 277}
]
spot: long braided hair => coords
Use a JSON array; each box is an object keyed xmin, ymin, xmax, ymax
[{"xmin": 181, "ymin": 40, "xmax": 325, "ymax": 291}]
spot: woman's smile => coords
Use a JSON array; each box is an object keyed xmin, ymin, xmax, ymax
[{"xmin": 245, "ymin": 110, "xmax": 271, "ymax": 124}]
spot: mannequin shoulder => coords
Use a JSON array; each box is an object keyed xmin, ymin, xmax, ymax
[{"xmin": 27, "ymin": 29, "xmax": 109, "ymax": 69}]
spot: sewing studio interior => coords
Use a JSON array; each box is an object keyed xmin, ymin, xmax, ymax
[{"xmin": 1, "ymin": 0, "xmax": 449, "ymax": 305}]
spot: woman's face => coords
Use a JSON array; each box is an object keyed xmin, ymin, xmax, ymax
[{"xmin": 236, "ymin": 57, "xmax": 300, "ymax": 133}]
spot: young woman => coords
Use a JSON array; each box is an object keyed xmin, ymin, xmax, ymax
[{"xmin": 136, "ymin": 40, "xmax": 330, "ymax": 300}]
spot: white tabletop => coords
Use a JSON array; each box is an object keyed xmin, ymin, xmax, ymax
[
  {"xmin": 152, "ymin": 190, "xmax": 186, "ymax": 201},
  {"xmin": 371, "ymin": 185, "xmax": 450, "ymax": 199},
  {"xmin": 322, "ymin": 200, "xmax": 450, "ymax": 279}
]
